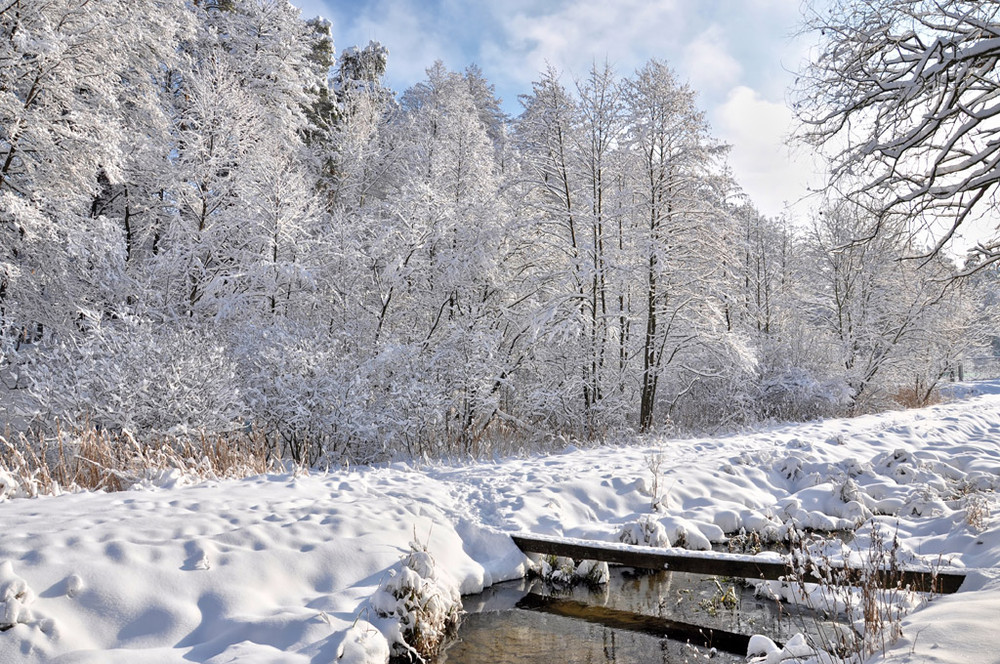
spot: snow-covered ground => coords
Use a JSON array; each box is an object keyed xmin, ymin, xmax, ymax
[{"xmin": 3, "ymin": 384, "xmax": 1000, "ymax": 663}]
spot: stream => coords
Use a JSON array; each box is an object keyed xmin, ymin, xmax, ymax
[{"xmin": 438, "ymin": 566, "xmax": 846, "ymax": 663}]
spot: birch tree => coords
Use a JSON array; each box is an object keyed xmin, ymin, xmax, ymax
[
  {"xmin": 515, "ymin": 65, "xmax": 633, "ymax": 433},
  {"xmin": 515, "ymin": 69, "xmax": 593, "ymax": 430}
]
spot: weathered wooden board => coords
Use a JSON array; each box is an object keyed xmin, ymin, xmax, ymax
[{"xmin": 510, "ymin": 534, "xmax": 966, "ymax": 594}]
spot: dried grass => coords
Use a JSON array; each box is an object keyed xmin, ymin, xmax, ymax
[
  {"xmin": 892, "ymin": 385, "xmax": 942, "ymax": 410},
  {"xmin": 780, "ymin": 523, "xmax": 927, "ymax": 662},
  {"xmin": 0, "ymin": 425, "xmax": 281, "ymax": 499}
]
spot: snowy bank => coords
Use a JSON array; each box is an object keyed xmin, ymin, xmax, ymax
[{"xmin": 2, "ymin": 383, "xmax": 1000, "ymax": 662}]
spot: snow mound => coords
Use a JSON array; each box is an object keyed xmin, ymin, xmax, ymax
[{"xmin": 0, "ymin": 561, "xmax": 40, "ymax": 632}]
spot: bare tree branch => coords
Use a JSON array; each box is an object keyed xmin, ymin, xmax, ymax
[{"xmin": 796, "ymin": 0, "xmax": 1000, "ymax": 268}]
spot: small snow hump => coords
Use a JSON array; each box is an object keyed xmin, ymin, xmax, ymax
[
  {"xmin": 182, "ymin": 541, "xmax": 214, "ymax": 571},
  {"xmin": 65, "ymin": 574, "xmax": 84, "ymax": 598},
  {"xmin": 0, "ymin": 560, "xmax": 36, "ymax": 632},
  {"xmin": 746, "ymin": 633, "xmax": 780, "ymax": 659}
]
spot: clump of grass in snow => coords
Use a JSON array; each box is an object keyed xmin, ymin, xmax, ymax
[
  {"xmin": 964, "ymin": 492, "xmax": 992, "ymax": 532},
  {"xmin": 372, "ymin": 540, "xmax": 461, "ymax": 662},
  {"xmin": 618, "ymin": 514, "xmax": 670, "ymax": 548},
  {"xmin": 753, "ymin": 523, "xmax": 927, "ymax": 663},
  {"xmin": 533, "ymin": 554, "xmax": 610, "ymax": 588}
]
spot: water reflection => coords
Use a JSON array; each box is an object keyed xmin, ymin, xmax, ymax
[
  {"xmin": 441, "ymin": 607, "xmax": 725, "ymax": 663},
  {"xmin": 440, "ymin": 566, "xmax": 842, "ymax": 664}
]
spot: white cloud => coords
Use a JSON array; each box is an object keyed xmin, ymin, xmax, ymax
[
  {"xmin": 486, "ymin": 0, "xmax": 690, "ymax": 89},
  {"xmin": 715, "ymin": 85, "xmax": 821, "ymax": 218},
  {"xmin": 348, "ymin": 0, "xmax": 458, "ymax": 85},
  {"xmin": 682, "ymin": 26, "xmax": 743, "ymax": 94}
]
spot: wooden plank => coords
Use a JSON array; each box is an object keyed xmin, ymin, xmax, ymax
[
  {"xmin": 510, "ymin": 534, "xmax": 966, "ymax": 594},
  {"xmin": 515, "ymin": 593, "xmax": 760, "ymax": 655}
]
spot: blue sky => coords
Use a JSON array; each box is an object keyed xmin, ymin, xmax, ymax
[{"xmin": 291, "ymin": 0, "xmax": 822, "ymax": 219}]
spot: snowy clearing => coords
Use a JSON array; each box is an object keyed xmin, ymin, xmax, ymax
[{"xmin": 3, "ymin": 384, "xmax": 1000, "ymax": 663}]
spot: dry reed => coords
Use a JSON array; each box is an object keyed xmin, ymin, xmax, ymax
[{"xmin": 0, "ymin": 425, "xmax": 280, "ymax": 499}]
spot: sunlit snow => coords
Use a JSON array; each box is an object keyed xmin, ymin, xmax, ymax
[{"xmin": 3, "ymin": 384, "xmax": 1000, "ymax": 662}]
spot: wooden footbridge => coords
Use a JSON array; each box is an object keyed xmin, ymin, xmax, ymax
[{"xmin": 510, "ymin": 533, "xmax": 967, "ymax": 594}]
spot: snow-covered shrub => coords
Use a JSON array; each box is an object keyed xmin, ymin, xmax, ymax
[
  {"xmin": 371, "ymin": 541, "xmax": 461, "ymax": 662},
  {"xmin": 0, "ymin": 468, "xmax": 19, "ymax": 502},
  {"xmin": 778, "ymin": 455, "xmax": 805, "ymax": 482},
  {"xmin": 753, "ymin": 522, "xmax": 925, "ymax": 662},
  {"xmin": 944, "ymin": 473, "xmax": 997, "ymax": 527},
  {"xmin": 536, "ymin": 555, "xmax": 577, "ymax": 586},
  {"xmin": 234, "ymin": 326, "xmax": 481, "ymax": 465},
  {"xmin": 949, "ymin": 471, "xmax": 998, "ymax": 495},
  {"xmin": 335, "ymin": 620, "xmax": 391, "ymax": 664},
  {"xmin": 618, "ymin": 514, "xmax": 670, "ymax": 548},
  {"xmin": 644, "ymin": 452, "xmax": 667, "ymax": 511},
  {"xmin": 726, "ymin": 527, "xmax": 765, "ymax": 554},
  {"xmin": 661, "ymin": 516, "xmax": 717, "ymax": 550},
  {"xmin": 231, "ymin": 323, "xmax": 383, "ymax": 465},
  {"xmin": 663, "ymin": 333, "xmax": 762, "ymax": 430},
  {"xmin": 759, "ymin": 367, "xmax": 853, "ymax": 422},
  {"xmin": 22, "ymin": 317, "xmax": 243, "ymax": 435},
  {"xmin": 746, "ymin": 633, "xmax": 827, "ymax": 664},
  {"xmin": 618, "ymin": 513, "xmax": 722, "ymax": 550},
  {"xmin": 574, "ymin": 559, "xmax": 611, "ymax": 586},
  {"xmin": 963, "ymin": 492, "xmax": 991, "ymax": 532},
  {"xmin": 849, "ymin": 525, "xmax": 923, "ymax": 656}
]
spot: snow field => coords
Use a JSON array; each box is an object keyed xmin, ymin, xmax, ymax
[{"xmin": 1, "ymin": 384, "xmax": 1000, "ymax": 662}]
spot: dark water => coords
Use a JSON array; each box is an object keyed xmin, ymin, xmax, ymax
[{"xmin": 438, "ymin": 567, "xmax": 844, "ymax": 664}]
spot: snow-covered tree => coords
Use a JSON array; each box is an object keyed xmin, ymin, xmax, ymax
[
  {"xmin": 623, "ymin": 60, "xmax": 731, "ymax": 431},
  {"xmin": 3, "ymin": 1, "xmax": 994, "ymax": 456},
  {"xmin": 797, "ymin": 0, "xmax": 1000, "ymax": 268},
  {"xmin": 514, "ymin": 68, "xmax": 593, "ymax": 431},
  {"xmin": 802, "ymin": 202, "xmax": 976, "ymax": 412},
  {"xmin": 0, "ymin": 1, "xmax": 188, "ymax": 348},
  {"xmin": 314, "ymin": 40, "xmax": 395, "ymax": 208},
  {"xmin": 370, "ymin": 62, "xmax": 519, "ymax": 451}
]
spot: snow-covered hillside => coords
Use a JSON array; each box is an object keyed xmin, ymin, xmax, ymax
[{"xmin": 3, "ymin": 384, "xmax": 1000, "ymax": 663}]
